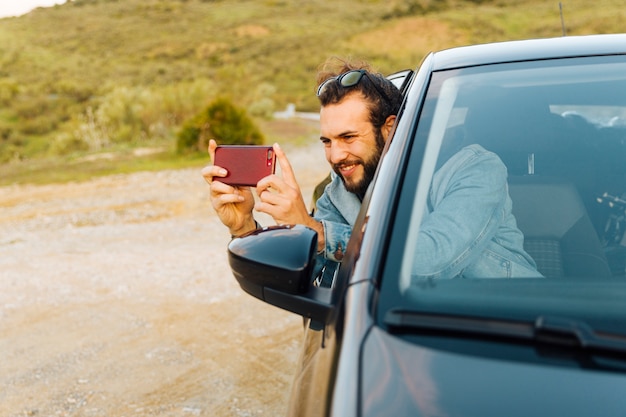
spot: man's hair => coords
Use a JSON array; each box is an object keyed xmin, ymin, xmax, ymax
[{"xmin": 316, "ymin": 57, "xmax": 403, "ymax": 130}]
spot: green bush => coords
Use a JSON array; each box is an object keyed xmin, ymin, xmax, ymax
[
  {"xmin": 0, "ymin": 125, "xmax": 25, "ymax": 163},
  {"xmin": 247, "ymin": 82, "xmax": 277, "ymax": 119},
  {"xmin": 49, "ymin": 131, "xmax": 89, "ymax": 156},
  {"xmin": 13, "ymin": 96, "xmax": 51, "ymax": 120},
  {"xmin": 0, "ymin": 78, "xmax": 19, "ymax": 106},
  {"xmin": 176, "ymin": 97, "xmax": 265, "ymax": 154},
  {"xmin": 54, "ymin": 79, "xmax": 95, "ymax": 103},
  {"xmin": 69, "ymin": 80, "xmax": 214, "ymax": 152},
  {"xmin": 248, "ymin": 97, "xmax": 275, "ymax": 119},
  {"xmin": 18, "ymin": 115, "xmax": 59, "ymax": 135}
]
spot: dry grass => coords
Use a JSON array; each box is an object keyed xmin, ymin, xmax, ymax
[
  {"xmin": 349, "ymin": 16, "xmax": 469, "ymax": 63},
  {"xmin": 1, "ymin": 0, "xmax": 624, "ymax": 183}
]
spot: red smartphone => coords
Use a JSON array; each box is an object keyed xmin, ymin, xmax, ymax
[{"xmin": 214, "ymin": 145, "xmax": 276, "ymax": 186}]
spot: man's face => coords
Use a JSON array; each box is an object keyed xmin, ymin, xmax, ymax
[{"xmin": 319, "ymin": 94, "xmax": 385, "ymax": 198}]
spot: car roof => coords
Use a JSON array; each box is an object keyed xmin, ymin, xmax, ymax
[{"xmin": 429, "ymin": 34, "xmax": 626, "ymax": 71}]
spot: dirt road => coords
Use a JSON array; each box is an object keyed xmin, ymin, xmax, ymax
[{"xmin": 0, "ymin": 143, "xmax": 329, "ymax": 416}]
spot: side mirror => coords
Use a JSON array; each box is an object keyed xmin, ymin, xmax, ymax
[{"xmin": 228, "ymin": 225, "xmax": 333, "ymax": 323}]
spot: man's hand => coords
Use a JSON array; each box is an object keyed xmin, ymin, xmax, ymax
[
  {"xmin": 202, "ymin": 139, "xmax": 257, "ymax": 237},
  {"xmin": 256, "ymin": 143, "xmax": 325, "ymax": 250}
]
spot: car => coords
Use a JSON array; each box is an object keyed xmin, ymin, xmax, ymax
[{"xmin": 227, "ymin": 34, "xmax": 626, "ymax": 417}]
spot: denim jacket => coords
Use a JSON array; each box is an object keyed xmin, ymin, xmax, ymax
[
  {"xmin": 412, "ymin": 144, "xmax": 541, "ymax": 280},
  {"xmin": 313, "ymin": 144, "xmax": 541, "ymax": 284},
  {"xmin": 314, "ymin": 171, "xmax": 360, "ymax": 263},
  {"xmin": 311, "ymin": 172, "xmax": 358, "ymax": 286}
]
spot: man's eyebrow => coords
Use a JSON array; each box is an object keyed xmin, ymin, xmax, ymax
[
  {"xmin": 320, "ymin": 130, "xmax": 358, "ymax": 142},
  {"xmin": 337, "ymin": 130, "xmax": 357, "ymax": 137}
]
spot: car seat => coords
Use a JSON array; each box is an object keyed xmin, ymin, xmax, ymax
[{"xmin": 508, "ymin": 176, "xmax": 612, "ymax": 278}]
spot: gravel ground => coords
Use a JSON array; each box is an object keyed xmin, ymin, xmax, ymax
[{"xmin": 0, "ymin": 143, "xmax": 328, "ymax": 416}]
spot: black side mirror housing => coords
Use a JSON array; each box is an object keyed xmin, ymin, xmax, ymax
[{"xmin": 228, "ymin": 225, "xmax": 333, "ymax": 323}]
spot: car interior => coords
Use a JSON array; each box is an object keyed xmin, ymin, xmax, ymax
[{"xmin": 442, "ymin": 80, "xmax": 626, "ymax": 279}]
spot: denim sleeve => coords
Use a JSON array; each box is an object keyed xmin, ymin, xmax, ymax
[
  {"xmin": 314, "ymin": 189, "xmax": 352, "ymax": 262},
  {"xmin": 413, "ymin": 148, "xmax": 508, "ymax": 279}
]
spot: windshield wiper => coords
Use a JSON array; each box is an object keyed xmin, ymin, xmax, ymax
[
  {"xmin": 534, "ymin": 316, "xmax": 626, "ymax": 356},
  {"xmin": 384, "ymin": 309, "xmax": 626, "ymax": 357}
]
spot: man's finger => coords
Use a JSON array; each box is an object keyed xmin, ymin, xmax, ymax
[
  {"xmin": 256, "ymin": 174, "xmax": 283, "ymax": 195},
  {"xmin": 209, "ymin": 180, "xmax": 237, "ymax": 195},
  {"xmin": 213, "ymin": 192, "xmax": 247, "ymax": 208},
  {"xmin": 273, "ymin": 143, "xmax": 299, "ymax": 187},
  {"xmin": 201, "ymin": 165, "xmax": 228, "ymax": 184},
  {"xmin": 208, "ymin": 139, "xmax": 218, "ymax": 162}
]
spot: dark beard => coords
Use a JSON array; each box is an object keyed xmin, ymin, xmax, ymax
[{"xmin": 334, "ymin": 129, "xmax": 385, "ymax": 200}]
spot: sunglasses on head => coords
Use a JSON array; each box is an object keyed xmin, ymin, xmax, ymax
[{"xmin": 316, "ymin": 69, "xmax": 389, "ymax": 102}]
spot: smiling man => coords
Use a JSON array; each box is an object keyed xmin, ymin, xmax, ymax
[
  {"xmin": 202, "ymin": 59, "xmax": 402, "ymax": 282},
  {"xmin": 313, "ymin": 62, "xmax": 402, "ymax": 263}
]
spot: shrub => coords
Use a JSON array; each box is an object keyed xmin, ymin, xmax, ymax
[
  {"xmin": 248, "ymin": 97, "xmax": 275, "ymax": 119},
  {"xmin": 247, "ymin": 82, "xmax": 277, "ymax": 119},
  {"xmin": 18, "ymin": 115, "xmax": 59, "ymax": 135},
  {"xmin": 49, "ymin": 131, "xmax": 90, "ymax": 155},
  {"xmin": 0, "ymin": 126, "xmax": 25, "ymax": 163},
  {"xmin": 74, "ymin": 106, "xmax": 111, "ymax": 151},
  {"xmin": 71, "ymin": 80, "xmax": 215, "ymax": 150},
  {"xmin": 54, "ymin": 79, "xmax": 95, "ymax": 103},
  {"xmin": 13, "ymin": 96, "xmax": 51, "ymax": 119},
  {"xmin": 0, "ymin": 78, "xmax": 19, "ymax": 106},
  {"xmin": 176, "ymin": 97, "xmax": 265, "ymax": 154}
]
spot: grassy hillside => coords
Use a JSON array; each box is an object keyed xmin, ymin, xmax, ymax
[{"xmin": 0, "ymin": 0, "xmax": 624, "ymax": 183}]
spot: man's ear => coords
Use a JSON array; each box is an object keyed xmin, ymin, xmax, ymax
[{"xmin": 381, "ymin": 115, "xmax": 397, "ymax": 141}]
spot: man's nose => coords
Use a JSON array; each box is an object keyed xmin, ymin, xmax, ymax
[{"xmin": 328, "ymin": 142, "xmax": 349, "ymax": 164}]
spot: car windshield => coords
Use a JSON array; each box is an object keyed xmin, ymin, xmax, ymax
[{"xmin": 379, "ymin": 55, "xmax": 626, "ymax": 336}]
